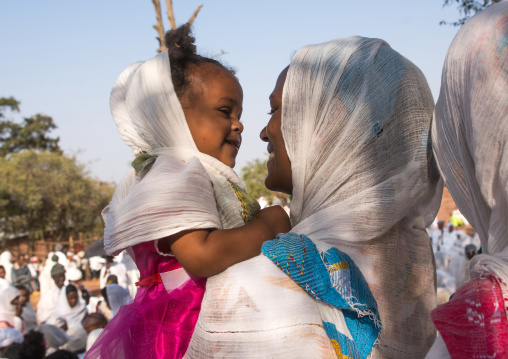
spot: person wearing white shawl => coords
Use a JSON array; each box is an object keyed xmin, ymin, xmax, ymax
[
  {"xmin": 86, "ymin": 25, "xmax": 289, "ymax": 359},
  {"xmin": 430, "ymin": 2, "xmax": 508, "ymax": 357},
  {"xmin": 37, "ymin": 263, "xmax": 66, "ymax": 325},
  {"xmin": 51, "ymin": 284, "xmax": 87, "ymax": 331},
  {"xmin": 0, "ymin": 286, "xmax": 21, "ymax": 331},
  {"xmin": 0, "ymin": 267, "xmax": 9, "ymax": 292},
  {"xmin": 0, "ymin": 252, "xmax": 13, "ymax": 284},
  {"xmin": 101, "ymin": 284, "xmax": 132, "ymax": 318},
  {"xmin": 187, "ymin": 36, "xmax": 442, "ymax": 359}
]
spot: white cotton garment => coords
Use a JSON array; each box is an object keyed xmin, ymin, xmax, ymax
[
  {"xmin": 432, "ymin": 1, "xmax": 508, "ymax": 285},
  {"xmin": 102, "ymin": 51, "xmax": 246, "ymax": 256},
  {"xmin": 187, "ymin": 37, "xmax": 442, "ymax": 358}
]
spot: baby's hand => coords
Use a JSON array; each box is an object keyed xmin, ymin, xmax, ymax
[{"xmin": 257, "ymin": 206, "xmax": 291, "ymax": 237}]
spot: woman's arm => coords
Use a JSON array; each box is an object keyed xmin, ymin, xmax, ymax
[{"xmin": 159, "ymin": 206, "xmax": 291, "ymax": 278}]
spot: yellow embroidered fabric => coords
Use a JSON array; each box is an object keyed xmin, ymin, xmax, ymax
[{"xmin": 228, "ymin": 181, "xmax": 261, "ymax": 224}]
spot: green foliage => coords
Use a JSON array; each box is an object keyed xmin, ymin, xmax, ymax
[
  {"xmin": 441, "ymin": 0, "xmax": 502, "ymax": 26},
  {"xmin": 240, "ymin": 157, "xmax": 290, "ymax": 205},
  {"xmin": 0, "ymin": 97, "xmax": 20, "ymax": 116},
  {"xmin": 0, "ymin": 151, "xmax": 115, "ymax": 241},
  {"xmin": 0, "ymin": 97, "xmax": 60, "ymax": 156}
]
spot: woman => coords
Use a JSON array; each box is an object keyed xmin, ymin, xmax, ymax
[
  {"xmin": 430, "ymin": 2, "xmax": 508, "ymax": 357},
  {"xmin": 0, "ymin": 286, "xmax": 21, "ymax": 330},
  {"xmin": 187, "ymin": 37, "xmax": 442, "ymax": 358},
  {"xmin": 101, "ymin": 283, "xmax": 132, "ymax": 318}
]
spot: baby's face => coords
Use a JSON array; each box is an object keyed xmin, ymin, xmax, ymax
[{"xmin": 181, "ymin": 63, "xmax": 244, "ymax": 168}]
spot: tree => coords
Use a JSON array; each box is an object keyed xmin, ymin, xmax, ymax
[
  {"xmin": 0, "ymin": 97, "xmax": 60, "ymax": 156},
  {"xmin": 0, "ymin": 151, "xmax": 115, "ymax": 242},
  {"xmin": 151, "ymin": 0, "xmax": 203, "ymax": 53},
  {"xmin": 441, "ymin": 0, "xmax": 502, "ymax": 26},
  {"xmin": 240, "ymin": 157, "xmax": 291, "ymax": 206}
]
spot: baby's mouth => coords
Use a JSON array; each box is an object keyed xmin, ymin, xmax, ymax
[{"xmin": 224, "ymin": 139, "xmax": 241, "ymax": 150}]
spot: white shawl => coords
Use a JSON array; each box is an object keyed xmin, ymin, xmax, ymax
[
  {"xmin": 432, "ymin": 1, "xmax": 508, "ymax": 284},
  {"xmin": 103, "ymin": 51, "xmax": 247, "ymax": 256},
  {"xmin": 0, "ymin": 286, "xmax": 20, "ymax": 328},
  {"xmin": 105, "ymin": 283, "xmax": 132, "ymax": 317},
  {"xmin": 53, "ymin": 284, "xmax": 87, "ymax": 330}
]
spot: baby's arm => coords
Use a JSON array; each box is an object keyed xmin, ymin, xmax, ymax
[{"xmin": 159, "ymin": 206, "xmax": 291, "ymax": 278}]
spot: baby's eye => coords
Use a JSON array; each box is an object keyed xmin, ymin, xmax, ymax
[{"xmin": 219, "ymin": 108, "xmax": 232, "ymax": 117}]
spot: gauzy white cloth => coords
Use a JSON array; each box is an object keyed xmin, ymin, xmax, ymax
[
  {"xmin": 37, "ymin": 323, "xmax": 70, "ymax": 355},
  {"xmin": 37, "ymin": 284, "xmax": 63, "ymax": 325},
  {"xmin": 187, "ymin": 37, "xmax": 442, "ymax": 359},
  {"xmin": 0, "ymin": 252, "xmax": 13, "ymax": 284},
  {"xmin": 52, "ymin": 284, "xmax": 87, "ymax": 330},
  {"xmin": 105, "ymin": 284, "xmax": 132, "ymax": 317},
  {"xmin": 281, "ymin": 36, "xmax": 442, "ymax": 358},
  {"xmin": 0, "ymin": 286, "xmax": 20, "ymax": 328},
  {"xmin": 0, "ymin": 327, "xmax": 23, "ymax": 348},
  {"xmin": 432, "ymin": 1, "xmax": 508, "ymax": 285},
  {"xmin": 103, "ymin": 51, "xmax": 247, "ymax": 256}
]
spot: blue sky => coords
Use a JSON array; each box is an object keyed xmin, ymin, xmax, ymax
[{"xmin": 1, "ymin": 1, "xmax": 460, "ymax": 183}]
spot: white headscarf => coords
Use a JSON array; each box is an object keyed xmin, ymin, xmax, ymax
[
  {"xmin": 105, "ymin": 283, "xmax": 132, "ymax": 317},
  {"xmin": 52, "ymin": 284, "xmax": 87, "ymax": 330},
  {"xmin": 0, "ymin": 251, "xmax": 13, "ymax": 284},
  {"xmin": 103, "ymin": 51, "xmax": 247, "ymax": 256},
  {"xmin": 0, "ymin": 286, "xmax": 20, "ymax": 328},
  {"xmin": 0, "ymin": 327, "xmax": 23, "ymax": 348},
  {"xmin": 279, "ymin": 37, "xmax": 442, "ymax": 358},
  {"xmin": 432, "ymin": 1, "xmax": 508, "ymax": 284}
]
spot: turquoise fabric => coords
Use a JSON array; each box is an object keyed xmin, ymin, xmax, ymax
[{"xmin": 262, "ymin": 232, "xmax": 380, "ymax": 359}]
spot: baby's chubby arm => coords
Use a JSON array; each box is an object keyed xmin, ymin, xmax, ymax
[{"xmin": 159, "ymin": 206, "xmax": 291, "ymax": 278}]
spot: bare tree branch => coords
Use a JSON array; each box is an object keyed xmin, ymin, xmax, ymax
[
  {"xmin": 166, "ymin": 0, "xmax": 177, "ymax": 30},
  {"xmin": 187, "ymin": 5, "xmax": 203, "ymax": 26},
  {"xmin": 152, "ymin": 0, "xmax": 167, "ymax": 52}
]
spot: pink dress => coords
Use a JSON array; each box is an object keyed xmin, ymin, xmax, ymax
[{"xmin": 85, "ymin": 241, "xmax": 206, "ymax": 359}]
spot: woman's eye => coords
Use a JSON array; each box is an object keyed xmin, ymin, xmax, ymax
[{"xmin": 267, "ymin": 108, "xmax": 278, "ymax": 115}]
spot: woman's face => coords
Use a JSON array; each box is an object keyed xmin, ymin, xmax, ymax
[{"xmin": 260, "ymin": 67, "xmax": 292, "ymax": 194}]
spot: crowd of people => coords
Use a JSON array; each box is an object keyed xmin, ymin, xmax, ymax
[{"xmin": 0, "ymin": 245, "xmax": 138, "ymax": 358}]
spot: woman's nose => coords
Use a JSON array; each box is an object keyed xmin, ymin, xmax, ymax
[{"xmin": 260, "ymin": 126, "xmax": 268, "ymax": 142}]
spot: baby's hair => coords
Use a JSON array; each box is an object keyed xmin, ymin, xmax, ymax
[
  {"xmin": 0, "ymin": 265, "xmax": 4, "ymax": 270},
  {"xmin": 164, "ymin": 24, "xmax": 236, "ymax": 100}
]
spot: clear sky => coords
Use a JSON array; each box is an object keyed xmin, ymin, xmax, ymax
[{"xmin": 1, "ymin": 1, "xmax": 460, "ymax": 183}]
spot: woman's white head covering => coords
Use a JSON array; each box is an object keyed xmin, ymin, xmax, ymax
[
  {"xmin": 0, "ymin": 251, "xmax": 13, "ymax": 284},
  {"xmin": 105, "ymin": 283, "xmax": 132, "ymax": 317},
  {"xmin": 432, "ymin": 1, "xmax": 508, "ymax": 284},
  {"xmin": 282, "ymin": 37, "xmax": 443, "ymax": 357},
  {"xmin": 0, "ymin": 286, "xmax": 20, "ymax": 328},
  {"xmin": 103, "ymin": 51, "xmax": 246, "ymax": 255},
  {"xmin": 0, "ymin": 327, "xmax": 23, "ymax": 348},
  {"xmin": 52, "ymin": 284, "xmax": 87, "ymax": 330}
]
